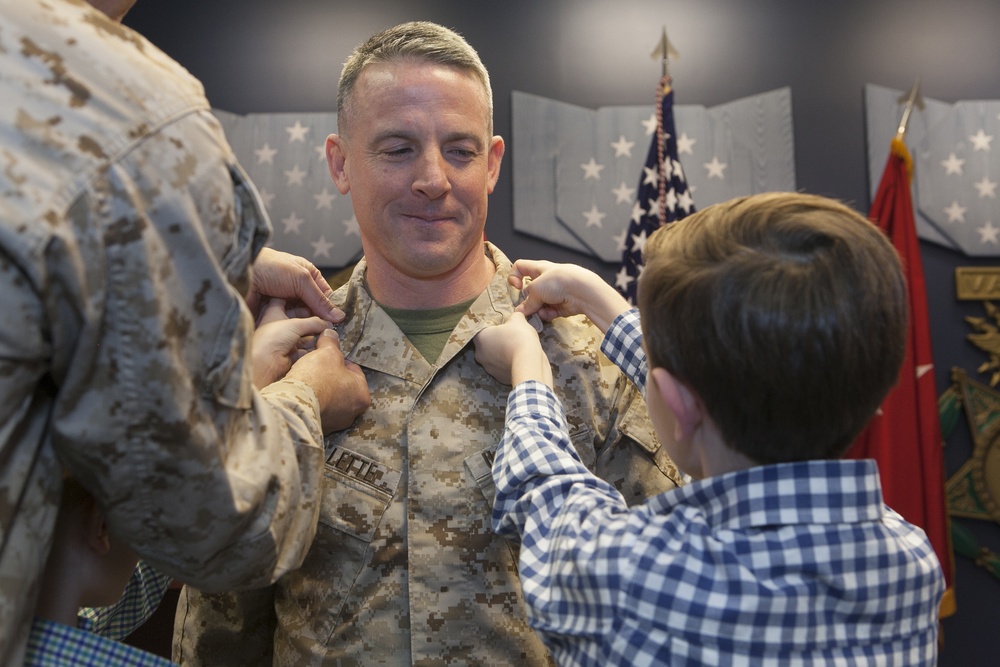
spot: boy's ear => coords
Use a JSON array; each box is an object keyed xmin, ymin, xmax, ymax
[
  {"xmin": 83, "ymin": 502, "xmax": 112, "ymax": 556},
  {"xmin": 650, "ymin": 367, "xmax": 702, "ymax": 441}
]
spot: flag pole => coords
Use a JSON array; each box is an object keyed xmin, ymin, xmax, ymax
[
  {"xmin": 649, "ymin": 27, "xmax": 681, "ymax": 224},
  {"xmin": 617, "ymin": 27, "xmax": 694, "ymax": 303},
  {"xmin": 650, "ymin": 26, "xmax": 678, "ymax": 94},
  {"xmin": 895, "ymin": 78, "xmax": 924, "ymax": 142}
]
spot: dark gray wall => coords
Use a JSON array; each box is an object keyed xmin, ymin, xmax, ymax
[{"xmin": 125, "ymin": 2, "xmax": 1000, "ymax": 664}]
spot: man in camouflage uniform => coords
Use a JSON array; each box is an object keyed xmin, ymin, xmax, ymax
[
  {"xmin": 174, "ymin": 21, "xmax": 683, "ymax": 665},
  {"xmin": 0, "ymin": 1, "xmax": 370, "ymax": 665}
]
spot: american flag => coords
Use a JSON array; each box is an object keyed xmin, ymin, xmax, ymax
[{"xmin": 615, "ymin": 78, "xmax": 695, "ymax": 304}]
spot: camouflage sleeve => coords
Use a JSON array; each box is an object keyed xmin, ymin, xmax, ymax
[
  {"xmin": 595, "ymin": 307, "xmax": 683, "ymax": 501},
  {"xmin": 594, "ymin": 369, "xmax": 683, "ymax": 505},
  {"xmin": 50, "ymin": 111, "xmax": 325, "ymax": 591},
  {"xmin": 0, "ymin": 247, "xmax": 61, "ymax": 667},
  {"xmin": 543, "ymin": 314, "xmax": 681, "ymax": 507},
  {"xmin": 172, "ymin": 584, "xmax": 276, "ymax": 666}
]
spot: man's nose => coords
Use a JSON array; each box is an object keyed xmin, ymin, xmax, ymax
[{"xmin": 412, "ymin": 150, "xmax": 451, "ymax": 199}]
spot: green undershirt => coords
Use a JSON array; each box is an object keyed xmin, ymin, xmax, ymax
[{"xmin": 379, "ymin": 297, "xmax": 477, "ymax": 364}]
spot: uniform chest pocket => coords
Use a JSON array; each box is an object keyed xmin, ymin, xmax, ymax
[
  {"xmin": 320, "ymin": 446, "xmax": 400, "ymax": 541},
  {"xmin": 464, "ymin": 418, "xmax": 593, "ymax": 508}
]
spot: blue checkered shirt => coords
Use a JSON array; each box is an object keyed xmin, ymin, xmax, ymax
[
  {"xmin": 78, "ymin": 561, "xmax": 172, "ymax": 640},
  {"xmin": 492, "ymin": 309, "xmax": 944, "ymax": 666},
  {"xmin": 25, "ymin": 617, "xmax": 174, "ymax": 666}
]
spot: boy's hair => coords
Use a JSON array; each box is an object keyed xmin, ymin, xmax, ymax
[
  {"xmin": 336, "ymin": 21, "xmax": 493, "ymax": 137},
  {"xmin": 637, "ymin": 192, "xmax": 907, "ymax": 464}
]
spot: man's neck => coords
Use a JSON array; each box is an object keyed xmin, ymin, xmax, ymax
[{"xmin": 365, "ymin": 251, "xmax": 496, "ymax": 309}]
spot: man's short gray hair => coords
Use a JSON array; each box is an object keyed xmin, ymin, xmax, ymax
[{"xmin": 337, "ymin": 21, "xmax": 493, "ymax": 136}]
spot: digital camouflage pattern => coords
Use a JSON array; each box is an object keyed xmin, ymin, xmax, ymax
[
  {"xmin": 174, "ymin": 244, "xmax": 683, "ymax": 666},
  {"xmin": 0, "ymin": 1, "xmax": 328, "ymax": 664}
]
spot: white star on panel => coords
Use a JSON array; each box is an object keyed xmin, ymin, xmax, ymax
[
  {"xmin": 580, "ymin": 158, "xmax": 605, "ymax": 180},
  {"xmin": 286, "ymin": 121, "xmax": 309, "ymax": 143},
  {"xmin": 704, "ymin": 156, "xmax": 727, "ymax": 179},
  {"xmin": 311, "ymin": 235, "xmax": 334, "ymax": 258},
  {"xmin": 315, "ymin": 145, "xmax": 327, "ymax": 161},
  {"xmin": 979, "ymin": 221, "xmax": 1000, "ymax": 245},
  {"xmin": 582, "ymin": 204, "xmax": 606, "ymax": 228},
  {"xmin": 611, "ymin": 135, "xmax": 636, "ymax": 157},
  {"xmin": 676, "ymin": 132, "xmax": 696, "ymax": 155},
  {"xmin": 255, "ymin": 143, "xmax": 277, "ymax": 165},
  {"xmin": 941, "ymin": 152, "xmax": 965, "ymax": 175},
  {"xmin": 612, "ymin": 181, "xmax": 636, "ymax": 204},
  {"xmin": 944, "ymin": 200, "xmax": 967, "ymax": 223},
  {"xmin": 969, "ymin": 129, "xmax": 994, "ymax": 152},
  {"xmin": 282, "ymin": 211, "xmax": 305, "ymax": 234},
  {"xmin": 314, "ymin": 187, "xmax": 337, "ymax": 210},
  {"xmin": 284, "ymin": 165, "xmax": 307, "ymax": 186},
  {"xmin": 975, "ymin": 175, "xmax": 998, "ymax": 199},
  {"xmin": 342, "ymin": 215, "xmax": 361, "ymax": 237}
]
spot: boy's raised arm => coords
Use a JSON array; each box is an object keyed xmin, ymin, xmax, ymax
[{"xmin": 510, "ymin": 259, "xmax": 632, "ymax": 334}]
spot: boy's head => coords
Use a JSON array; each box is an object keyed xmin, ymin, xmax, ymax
[
  {"xmin": 637, "ymin": 192, "xmax": 907, "ymax": 465},
  {"xmin": 38, "ymin": 472, "xmax": 139, "ymax": 619}
]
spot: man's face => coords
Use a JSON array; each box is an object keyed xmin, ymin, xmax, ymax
[{"xmin": 327, "ymin": 60, "xmax": 504, "ymax": 288}]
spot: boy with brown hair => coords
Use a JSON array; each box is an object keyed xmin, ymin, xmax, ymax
[
  {"xmin": 474, "ymin": 191, "xmax": 945, "ymax": 666},
  {"xmin": 27, "ymin": 472, "xmax": 175, "ymax": 666}
]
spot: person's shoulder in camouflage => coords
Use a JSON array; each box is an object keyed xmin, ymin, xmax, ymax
[{"xmin": 0, "ymin": 1, "xmax": 368, "ymax": 663}]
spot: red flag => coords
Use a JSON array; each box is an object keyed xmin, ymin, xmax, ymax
[{"xmin": 845, "ymin": 137, "xmax": 955, "ymax": 617}]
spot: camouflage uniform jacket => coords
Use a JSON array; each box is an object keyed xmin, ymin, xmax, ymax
[
  {"xmin": 0, "ymin": 2, "xmax": 327, "ymax": 664},
  {"xmin": 174, "ymin": 244, "xmax": 683, "ymax": 666}
]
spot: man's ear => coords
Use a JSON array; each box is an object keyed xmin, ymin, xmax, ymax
[
  {"xmin": 650, "ymin": 367, "xmax": 702, "ymax": 441},
  {"xmin": 326, "ymin": 134, "xmax": 351, "ymax": 195},
  {"xmin": 486, "ymin": 135, "xmax": 505, "ymax": 194}
]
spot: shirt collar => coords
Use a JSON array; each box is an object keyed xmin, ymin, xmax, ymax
[
  {"xmin": 332, "ymin": 243, "xmax": 518, "ymax": 374},
  {"xmin": 649, "ymin": 459, "xmax": 887, "ymax": 530}
]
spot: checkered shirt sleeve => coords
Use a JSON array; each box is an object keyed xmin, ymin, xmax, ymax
[
  {"xmin": 492, "ymin": 381, "xmax": 639, "ymax": 653},
  {"xmin": 601, "ymin": 309, "xmax": 646, "ymax": 395}
]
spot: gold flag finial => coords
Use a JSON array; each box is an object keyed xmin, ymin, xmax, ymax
[{"xmin": 650, "ymin": 26, "xmax": 680, "ymax": 91}]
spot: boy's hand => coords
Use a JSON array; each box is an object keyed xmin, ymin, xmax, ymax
[
  {"xmin": 510, "ymin": 259, "xmax": 632, "ymax": 334},
  {"xmin": 474, "ymin": 313, "xmax": 553, "ymax": 388}
]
